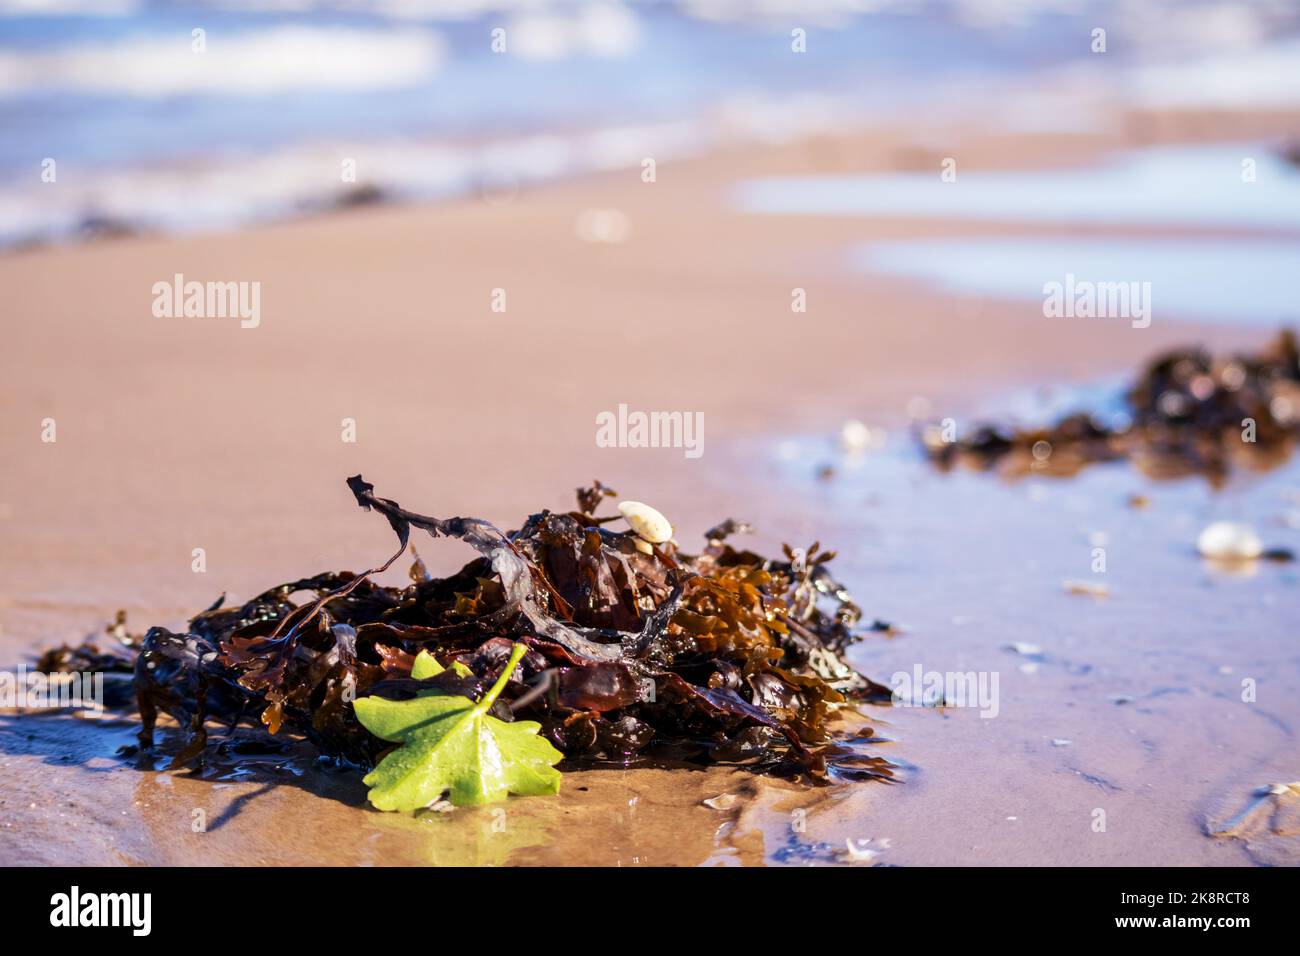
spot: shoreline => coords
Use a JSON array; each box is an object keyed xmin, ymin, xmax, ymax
[{"xmin": 2, "ymin": 113, "xmax": 1298, "ymax": 866}]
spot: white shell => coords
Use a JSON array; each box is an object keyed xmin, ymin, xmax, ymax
[
  {"xmin": 1197, "ymin": 521, "xmax": 1262, "ymax": 560},
  {"xmin": 618, "ymin": 500, "xmax": 673, "ymax": 544}
]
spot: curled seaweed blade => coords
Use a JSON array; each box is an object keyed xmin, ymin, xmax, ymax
[{"xmin": 348, "ymin": 475, "xmax": 675, "ymax": 663}]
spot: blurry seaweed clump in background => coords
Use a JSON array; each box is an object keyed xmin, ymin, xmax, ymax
[{"xmin": 923, "ymin": 331, "xmax": 1300, "ymax": 485}]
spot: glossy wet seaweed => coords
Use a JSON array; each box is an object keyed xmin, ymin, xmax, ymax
[{"xmin": 38, "ymin": 478, "xmax": 895, "ymax": 792}]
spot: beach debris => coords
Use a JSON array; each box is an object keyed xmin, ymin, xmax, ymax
[
  {"xmin": 1007, "ymin": 641, "xmax": 1042, "ymax": 657},
  {"xmin": 703, "ymin": 517, "xmax": 753, "ymax": 542},
  {"xmin": 617, "ymin": 500, "xmax": 673, "ymax": 544},
  {"xmin": 1197, "ymin": 521, "xmax": 1263, "ymax": 561},
  {"xmin": 1208, "ymin": 781, "xmax": 1300, "ymax": 865},
  {"xmin": 36, "ymin": 476, "xmax": 896, "ymax": 805},
  {"xmin": 923, "ymin": 330, "xmax": 1300, "ymax": 485},
  {"xmin": 703, "ymin": 793, "xmax": 739, "ymax": 810},
  {"xmin": 1063, "ymin": 579, "xmax": 1109, "ymax": 598},
  {"xmin": 1195, "ymin": 524, "xmax": 1293, "ymax": 564},
  {"xmin": 1051, "ymin": 738, "xmax": 1072, "ymax": 747},
  {"xmin": 1209, "ymin": 781, "xmax": 1300, "ymax": 838},
  {"xmin": 835, "ymin": 837, "xmax": 883, "ymax": 864}
]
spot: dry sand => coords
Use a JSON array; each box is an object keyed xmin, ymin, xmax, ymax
[{"xmin": 1, "ymin": 109, "xmax": 1297, "ymax": 865}]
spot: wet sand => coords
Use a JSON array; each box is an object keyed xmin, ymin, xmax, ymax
[{"xmin": 1, "ymin": 109, "xmax": 1297, "ymax": 866}]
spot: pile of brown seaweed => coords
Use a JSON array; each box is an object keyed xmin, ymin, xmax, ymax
[
  {"xmin": 924, "ymin": 330, "xmax": 1300, "ymax": 486},
  {"xmin": 39, "ymin": 477, "xmax": 894, "ymax": 786}
]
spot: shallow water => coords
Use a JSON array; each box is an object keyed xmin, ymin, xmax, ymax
[
  {"xmin": 0, "ymin": 3, "xmax": 1101, "ymax": 244},
  {"xmin": 699, "ymin": 424, "xmax": 1300, "ymax": 865},
  {"xmin": 850, "ymin": 236, "xmax": 1300, "ymax": 325},
  {"xmin": 736, "ymin": 142, "xmax": 1300, "ymax": 230},
  {"xmin": 6, "ymin": 5, "xmax": 1300, "ymax": 245}
]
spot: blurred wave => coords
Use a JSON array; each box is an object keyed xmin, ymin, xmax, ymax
[
  {"xmin": 2, "ymin": 0, "xmax": 1299, "ymax": 246},
  {"xmin": 852, "ymin": 235, "xmax": 1300, "ymax": 325},
  {"xmin": 0, "ymin": 26, "xmax": 445, "ymax": 96}
]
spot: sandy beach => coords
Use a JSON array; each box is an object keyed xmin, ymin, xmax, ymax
[{"xmin": 2, "ymin": 106, "xmax": 1299, "ymax": 867}]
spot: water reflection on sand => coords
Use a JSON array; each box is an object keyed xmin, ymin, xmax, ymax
[{"xmin": 704, "ymin": 422, "xmax": 1299, "ymax": 865}]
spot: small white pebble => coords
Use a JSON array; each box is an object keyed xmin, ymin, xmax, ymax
[
  {"xmin": 1051, "ymin": 739, "xmax": 1072, "ymax": 747},
  {"xmin": 618, "ymin": 500, "xmax": 673, "ymax": 544},
  {"xmin": 1197, "ymin": 521, "xmax": 1263, "ymax": 560},
  {"xmin": 840, "ymin": 419, "xmax": 871, "ymax": 452}
]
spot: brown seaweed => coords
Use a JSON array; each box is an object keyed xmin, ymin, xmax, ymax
[
  {"xmin": 924, "ymin": 330, "xmax": 1300, "ymax": 486},
  {"xmin": 38, "ymin": 478, "xmax": 894, "ymax": 785}
]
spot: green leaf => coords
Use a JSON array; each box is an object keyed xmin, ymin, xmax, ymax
[
  {"xmin": 410, "ymin": 649, "xmax": 472, "ymax": 679},
  {"xmin": 354, "ymin": 642, "xmax": 562, "ymax": 811}
]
